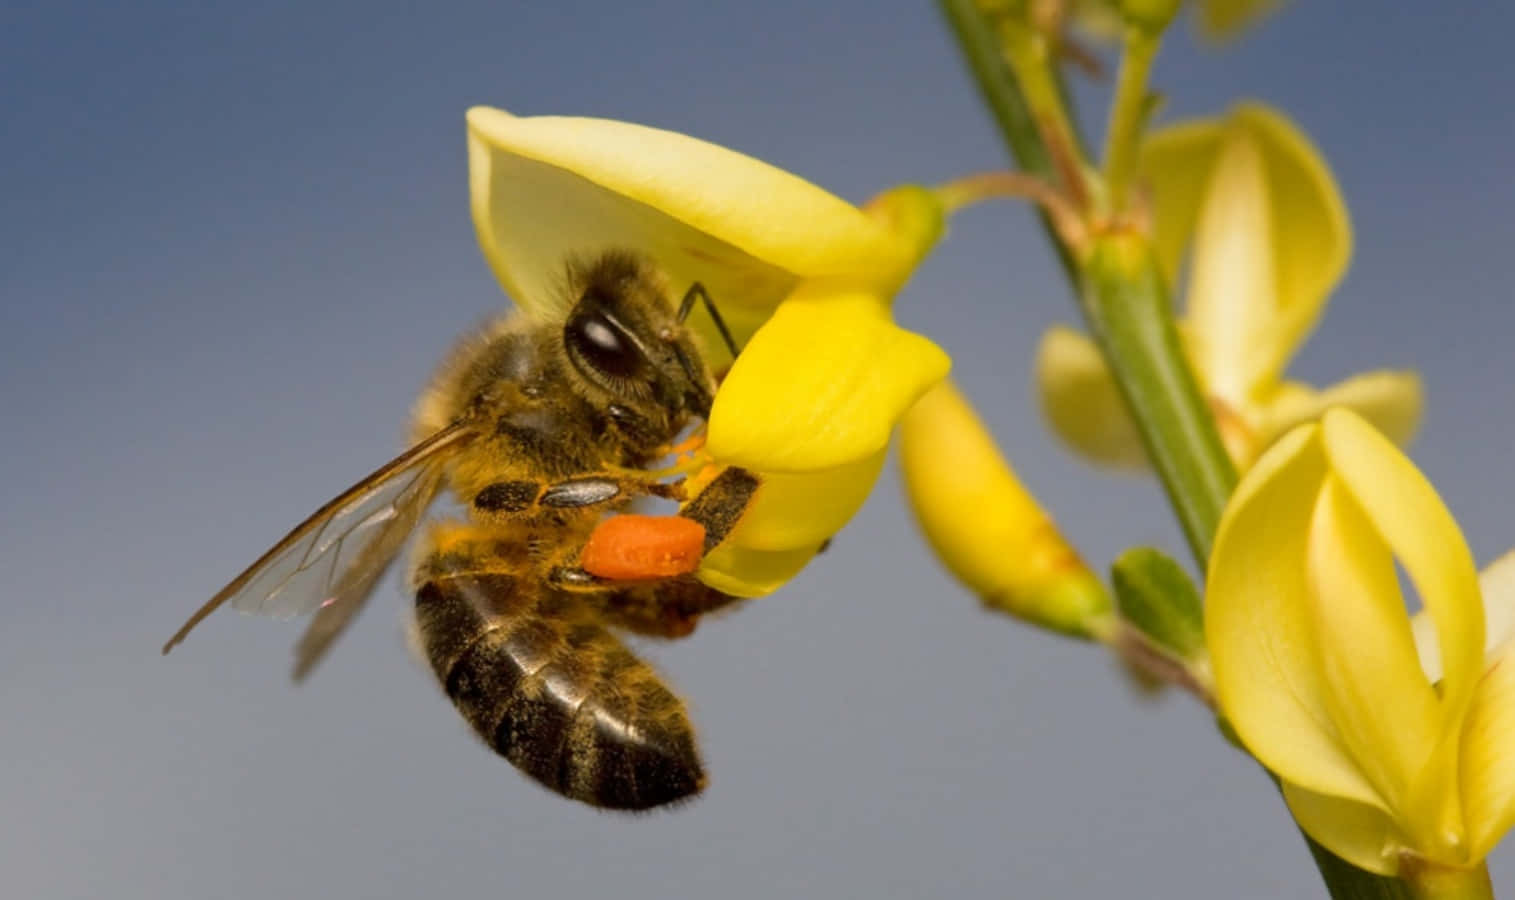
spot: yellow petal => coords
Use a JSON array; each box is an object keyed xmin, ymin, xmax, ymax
[
  {"xmin": 1304, "ymin": 475, "xmax": 1441, "ymax": 816},
  {"xmin": 1282, "ymin": 779, "xmax": 1408, "ymax": 876},
  {"xmin": 1479, "ymin": 553, "xmax": 1515, "ymax": 665},
  {"xmin": 1414, "ymin": 552, "xmax": 1515, "ymax": 684},
  {"xmin": 1184, "ymin": 118, "xmax": 1277, "ymax": 398},
  {"xmin": 1321, "ymin": 410, "xmax": 1483, "ymax": 851},
  {"xmin": 1461, "ymin": 640, "xmax": 1515, "ymax": 861},
  {"xmin": 900, "ymin": 379, "xmax": 1110, "ymax": 636},
  {"xmin": 1206, "ymin": 423, "xmax": 1384, "ymax": 807},
  {"xmin": 1141, "ymin": 105, "xmax": 1350, "ymax": 399},
  {"xmin": 1320, "ymin": 410, "xmax": 1483, "ymax": 720},
  {"xmin": 1034, "ymin": 325, "xmax": 1148, "ymax": 469},
  {"xmin": 1195, "ymin": 0, "xmax": 1287, "ymax": 42},
  {"xmin": 466, "ymin": 107, "xmax": 910, "ymax": 356},
  {"xmin": 1138, "ymin": 118, "xmax": 1223, "ymax": 292},
  {"xmin": 695, "ymin": 542, "xmax": 818, "ymax": 599},
  {"xmin": 1258, "ymin": 371, "xmax": 1424, "ymax": 452},
  {"xmin": 706, "ymin": 284, "xmax": 950, "ymax": 472},
  {"xmin": 721, "ymin": 450, "xmax": 888, "ymax": 553}
]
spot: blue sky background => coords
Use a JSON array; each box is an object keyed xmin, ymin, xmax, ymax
[{"xmin": 4, "ymin": 2, "xmax": 1514, "ymax": 897}]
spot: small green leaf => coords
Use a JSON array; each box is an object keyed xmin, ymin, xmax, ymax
[{"xmin": 1111, "ymin": 546, "xmax": 1205, "ymax": 661}]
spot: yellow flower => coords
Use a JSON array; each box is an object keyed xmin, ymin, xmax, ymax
[
  {"xmin": 1207, "ymin": 408, "xmax": 1515, "ymax": 876},
  {"xmin": 1191, "ymin": 0, "xmax": 1285, "ymax": 40},
  {"xmin": 899, "ymin": 379, "xmax": 1111, "ymax": 638},
  {"xmin": 466, "ymin": 108, "xmax": 949, "ymax": 597},
  {"xmin": 1071, "ymin": 0, "xmax": 1287, "ymax": 42},
  {"xmin": 1036, "ymin": 104, "xmax": 1421, "ymax": 471}
]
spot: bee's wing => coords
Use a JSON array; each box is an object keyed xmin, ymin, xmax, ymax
[{"xmin": 161, "ymin": 423, "xmax": 473, "ymax": 677}]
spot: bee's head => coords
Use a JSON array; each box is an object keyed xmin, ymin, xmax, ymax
[{"xmin": 561, "ymin": 253, "xmax": 717, "ymax": 439}]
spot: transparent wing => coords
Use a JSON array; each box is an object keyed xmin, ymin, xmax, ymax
[
  {"xmin": 287, "ymin": 457, "xmax": 447, "ymax": 682},
  {"xmin": 162, "ymin": 423, "xmax": 472, "ymax": 664}
]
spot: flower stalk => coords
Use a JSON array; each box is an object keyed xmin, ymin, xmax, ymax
[
  {"xmin": 935, "ymin": 0, "xmax": 1080, "ymax": 280},
  {"xmin": 1101, "ymin": 26, "xmax": 1161, "ymax": 216},
  {"xmin": 1079, "ymin": 233, "xmax": 1235, "ymax": 563},
  {"xmin": 936, "ymin": 5, "xmax": 1423, "ymax": 897}
]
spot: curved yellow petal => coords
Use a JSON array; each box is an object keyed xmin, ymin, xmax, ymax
[
  {"xmin": 1304, "ymin": 475, "xmax": 1441, "ymax": 816},
  {"xmin": 1258, "ymin": 371, "xmax": 1424, "ymax": 452},
  {"xmin": 466, "ymin": 107, "xmax": 910, "ymax": 356},
  {"xmin": 706, "ymin": 285, "xmax": 949, "ymax": 472},
  {"xmin": 1282, "ymin": 779, "xmax": 1408, "ymax": 877},
  {"xmin": 1462, "ymin": 640, "xmax": 1515, "ymax": 861},
  {"xmin": 695, "ymin": 542, "xmax": 819, "ymax": 599},
  {"xmin": 721, "ymin": 450, "xmax": 887, "ymax": 553},
  {"xmin": 1141, "ymin": 105, "xmax": 1350, "ymax": 399},
  {"xmin": 1320, "ymin": 410, "xmax": 1483, "ymax": 719},
  {"xmin": 1414, "ymin": 552, "xmax": 1515, "ymax": 684},
  {"xmin": 1195, "ymin": 0, "xmax": 1287, "ymax": 42},
  {"xmin": 1138, "ymin": 119, "xmax": 1224, "ymax": 292},
  {"xmin": 1206, "ymin": 423, "xmax": 1384, "ymax": 808},
  {"xmin": 1183, "ymin": 119, "xmax": 1277, "ymax": 398},
  {"xmin": 1242, "ymin": 103, "xmax": 1352, "ymax": 328},
  {"xmin": 1034, "ymin": 325, "xmax": 1148, "ymax": 470},
  {"xmin": 1479, "ymin": 552, "xmax": 1515, "ymax": 664},
  {"xmin": 900, "ymin": 379, "xmax": 1111, "ymax": 637},
  {"xmin": 1321, "ymin": 410, "xmax": 1482, "ymax": 850}
]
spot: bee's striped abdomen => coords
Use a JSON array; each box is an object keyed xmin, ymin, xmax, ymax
[{"xmin": 414, "ymin": 567, "xmax": 704, "ymax": 810}]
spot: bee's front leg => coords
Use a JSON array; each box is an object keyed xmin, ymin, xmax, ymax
[{"xmin": 470, "ymin": 472, "xmax": 686, "ymax": 518}]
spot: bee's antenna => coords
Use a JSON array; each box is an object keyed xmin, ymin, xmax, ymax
[{"xmin": 677, "ymin": 282, "xmax": 740, "ymax": 359}]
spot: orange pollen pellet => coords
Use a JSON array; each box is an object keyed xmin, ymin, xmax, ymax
[{"xmin": 579, "ymin": 515, "xmax": 708, "ymax": 581}]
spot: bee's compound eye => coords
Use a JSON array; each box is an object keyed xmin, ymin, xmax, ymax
[{"xmin": 566, "ymin": 310, "xmax": 643, "ymax": 380}]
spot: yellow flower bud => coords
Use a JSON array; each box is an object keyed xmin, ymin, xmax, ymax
[
  {"xmin": 1118, "ymin": 0, "xmax": 1183, "ymax": 32},
  {"xmin": 899, "ymin": 379, "xmax": 1111, "ymax": 638}
]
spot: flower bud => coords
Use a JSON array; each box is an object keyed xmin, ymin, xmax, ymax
[
  {"xmin": 1118, "ymin": 0, "xmax": 1183, "ymax": 32},
  {"xmin": 900, "ymin": 379, "xmax": 1111, "ymax": 638}
]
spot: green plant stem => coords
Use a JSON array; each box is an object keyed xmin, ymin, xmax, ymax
[
  {"xmin": 1080, "ymin": 235, "xmax": 1234, "ymax": 562},
  {"xmin": 936, "ymin": 0, "xmax": 1053, "ymax": 176},
  {"xmin": 1101, "ymin": 27, "xmax": 1160, "ymax": 215},
  {"xmin": 996, "ymin": 19, "xmax": 1080, "ymax": 162},
  {"xmin": 936, "ymin": 4, "xmax": 1427, "ymax": 898},
  {"xmin": 1086, "ymin": 236, "xmax": 1417, "ymax": 900},
  {"xmin": 935, "ymin": 0, "xmax": 1078, "ymax": 282}
]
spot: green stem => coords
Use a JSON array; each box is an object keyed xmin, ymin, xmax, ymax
[
  {"xmin": 1080, "ymin": 235, "xmax": 1234, "ymax": 562},
  {"xmin": 935, "ymin": 0, "xmax": 1078, "ymax": 282},
  {"xmin": 996, "ymin": 19, "xmax": 1081, "ymax": 166},
  {"xmin": 936, "ymin": 0, "xmax": 1053, "ymax": 176},
  {"xmin": 935, "ymin": 6, "xmax": 1429, "ymax": 897},
  {"xmin": 1101, "ymin": 26, "xmax": 1160, "ymax": 215}
]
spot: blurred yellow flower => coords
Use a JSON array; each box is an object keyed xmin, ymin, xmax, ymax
[
  {"xmin": 1073, "ymin": 0, "xmax": 1287, "ymax": 41},
  {"xmin": 899, "ymin": 379, "xmax": 1111, "ymax": 638},
  {"xmin": 1207, "ymin": 409, "xmax": 1515, "ymax": 876},
  {"xmin": 466, "ymin": 108, "xmax": 949, "ymax": 596},
  {"xmin": 1036, "ymin": 104, "xmax": 1421, "ymax": 471}
]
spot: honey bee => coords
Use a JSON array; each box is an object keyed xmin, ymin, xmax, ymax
[{"xmin": 163, "ymin": 251, "xmax": 763, "ymax": 810}]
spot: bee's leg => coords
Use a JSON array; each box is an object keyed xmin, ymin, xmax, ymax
[
  {"xmin": 470, "ymin": 472, "xmax": 685, "ymax": 518},
  {"xmin": 678, "ymin": 467, "xmax": 761, "ymax": 553},
  {"xmin": 547, "ymin": 466, "xmax": 762, "ymax": 594}
]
